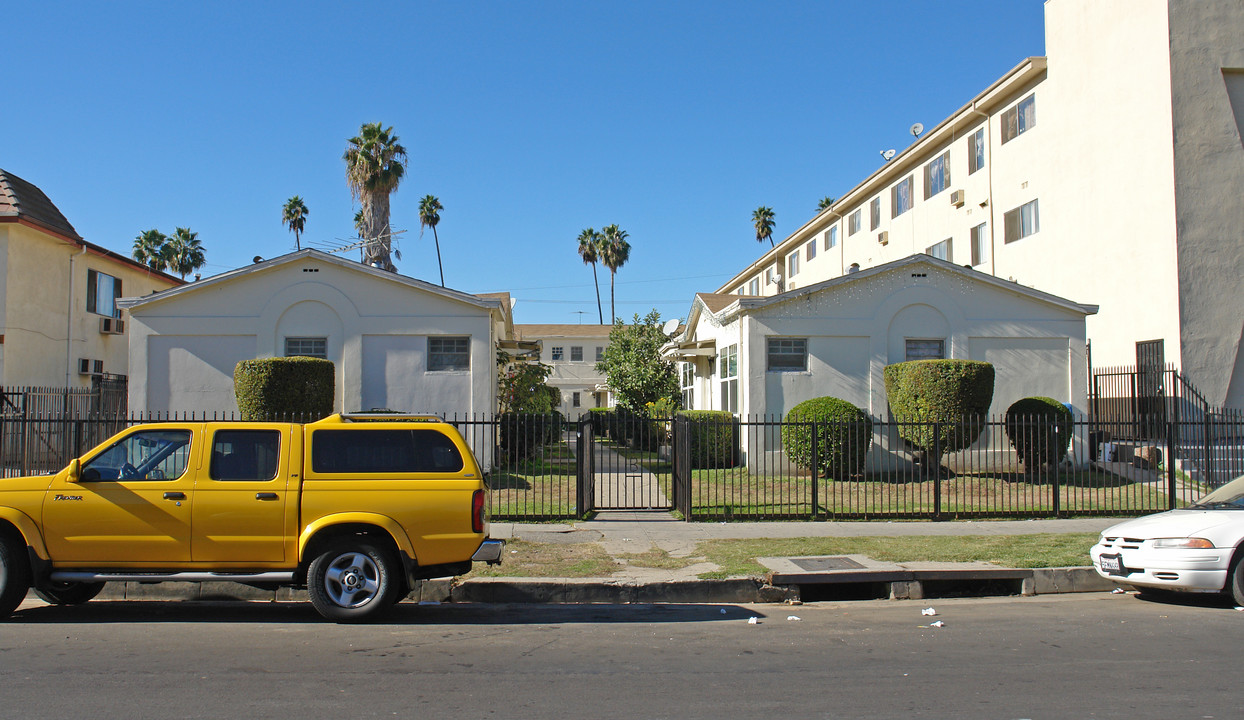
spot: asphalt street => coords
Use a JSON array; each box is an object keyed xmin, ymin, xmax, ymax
[{"xmin": 3, "ymin": 592, "xmax": 1239, "ymax": 719}]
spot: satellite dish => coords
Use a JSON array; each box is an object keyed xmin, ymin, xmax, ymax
[
  {"xmin": 881, "ymin": 149, "xmax": 896, "ymax": 162},
  {"xmin": 661, "ymin": 318, "xmax": 680, "ymax": 336},
  {"xmin": 910, "ymin": 122, "xmax": 924, "ymax": 138}
]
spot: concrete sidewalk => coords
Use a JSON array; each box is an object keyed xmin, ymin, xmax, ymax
[{"xmin": 74, "ymin": 511, "xmax": 1123, "ymax": 608}]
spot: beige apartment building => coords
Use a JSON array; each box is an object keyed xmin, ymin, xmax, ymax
[
  {"xmin": 717, "ymin": 0, "xmax": 1244, "ymax": 409},
  {"xmin": 514, "ymin": 324, "xmax": 613, "ymax": 417}
]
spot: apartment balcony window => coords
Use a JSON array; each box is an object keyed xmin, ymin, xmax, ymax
[
  {"xmin": 970, "ymin": 222, "xmax": 988, "ymax": 266},
  {"xmin": 1002, "ymin": 94, "xmax": 1036, "ymax": 144},
  {"xmin": 968, "ymin": 128, "xmax": 985, "ymax": 174},
  {"xmin": 1004, "ymin": 199, "xmax": 1040, "ymax": 243},
  {"xmin": 891, "ymin": 176, "xmax": 913, "ymax": 218},
  {"xmin": 925, "ymin": 238, "xmax": 952, "ymax": 261},
  {"xmin": 923, "ymin": 151, "xmax": 951, "ymax": 199}
]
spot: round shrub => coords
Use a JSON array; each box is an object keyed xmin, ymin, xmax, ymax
[
  {"xmin": 883, "ymin": 359, "xmax": 994, "ymax": 471},
  {"xmin": 1004, "ymin": 397, "xmax": 1073, "ymax": 471},
  {"xmin": 781, "ymin": 397, "xmax": 873, "ymax": 479},
  {"xmin": 677, "ymin": 410, "xmax": 737, "ymax": 469}
]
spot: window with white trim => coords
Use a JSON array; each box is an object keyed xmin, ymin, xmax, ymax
[
  {"xmin": 748, "ymin": 277, "xmax": 760, "ymax": 295},
  {"xmin": 788, "ymin": 251, "xmax": 799, "ymax": 278},
  {"xmin": 923, "ymin": 151, "xmax": 951, "ymax": 199},
  {"xmin": 905, "ymin": 339, "xmax": 945, "ymax": 361},
  {"xmin": 596, "ymin": 346, "xmax": 605, "ymax": 362},
  {"xmin": 428, "ymin": 336, "xmax": 470, "ymax": 371},
  {"xmin": 572, "ymin": 392, "xmax": 581, "ymax": 408},
  {"xmin": 680, "ymin": 362, "xmax": 695, "ymax": 409},
  {"xmin": 719, "ymin": 344, "xmax": 738, "ymax": 413},
  {"xmin": 571, "ymin": 346, "xmax": 583, "ymax": 362},
  {"xmin": 767, "ymin": 338, "xmax": 807, "ymax": 372},
  {"xmin": 285, "ymin": 337, "xmax": 327, "ymax": 359},
  {"xmin": 550, "ymin": 346, "xmax": 564, "ymax": 361},
  {"xmin": 1004, "ymin": 199, "xmax": 1040, "ymax": 243},
  {"xmin": 1001, "ymin": 94, "xmax": 1036, "ymax": 144}
]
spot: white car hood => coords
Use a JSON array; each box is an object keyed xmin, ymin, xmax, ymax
[{"xmin": 1101, "ymin": 509, "xmax": 1244, "ymax": 541}]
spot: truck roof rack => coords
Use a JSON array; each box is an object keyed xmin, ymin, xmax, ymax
[{"xmin": 335, "ymin": 410, "xmax": 446, "ymax": 423}]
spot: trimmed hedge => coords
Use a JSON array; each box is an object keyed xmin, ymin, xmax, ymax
[
  {"xmin": 234, "ymin": 357, "xmax": 334, "ymax": 421},
  {"xmin": 1004, "ymin": 397, "xmax": 1073, "ymax": 471},
  {"xmin": 677, "ymin": 410, "xmax": 737, "ymax": 469},
  {"xmin": 781, "ymin": 397, "xmax": 873, "ymax": 479},
  {"xmin": 499, "ymin": 411, "xmax": 565, "ymax": 460},
  {"xmin": 883, "ymin": 359, "xmax": 995, "ymax": 470}
]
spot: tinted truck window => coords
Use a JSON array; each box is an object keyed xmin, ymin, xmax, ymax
[{"xmin": 311, "ymin": 429, "xmax": 465, "ymax": 474}]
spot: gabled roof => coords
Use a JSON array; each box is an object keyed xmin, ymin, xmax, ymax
[
  {"xmin": 0, "ymin": 168, "xmax": 81, "ymax": 240},
  {"xmin": 514, "ymin": 324, "xmax": 614, "ymax": 340},
  {"xmin": 679, "ymin": 253, "xmax": 1098, "ymax": 341},
  {"xmin": 118, "ymin": 248, "xmax": 503, "ymax": 313}
]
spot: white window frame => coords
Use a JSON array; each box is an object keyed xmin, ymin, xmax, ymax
[
  {"xmin": 788, "ymin": 251, "xmax": 800, "ymax": 278},
  {"xmin": 86, "ymin": 269, "xmax": 122, "ymax": 319},
  {"xmin": 680, "ymin": 362, "xmax": 695, "ymax": 410},
  {"xmin": 571, "ymin": 346, "xmax": 583, "ymax": 362},
  {"xmin": 766, "ymin": 338, "xmax": 807, "ymax": 372},
  {"xmin": 719, "ymin": 344, "xmax": 738, "ymax": 414},
  {"xmin": 285, "ymin": 337, "xmax": 327, "ymax": 359},
  {"xmin": 595, "ymin": 346, "xmax": 605, "ymax": 362},
  {"xmin": 905, "ymin": 338, "xmax": 945, "ymax": 361},
  {"xmin": 925, "ymin": 238, "xmax": 952, "ymax": 261},
  {"xmin": 550, "ymin": 346, "xmax": 564, "ymax": 361},
  {"xmin": 970, "ymin": 222, "xmax": 988, "ymax": 266},
  {"xmin": 428, "ymin": 336, "xmax": 471, "ymax": 371}
]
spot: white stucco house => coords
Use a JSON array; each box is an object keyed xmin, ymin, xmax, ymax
[
  {"xmin": 514, "ymin": 324, "xmax": 614, "ymax": 418},
  {"xmin": 666, "ymin": 255, "xmax": 1097, "ymax": 422},
  {"xmin": 119, "ymin": 249, "xmax": 506, "ymax": 417}
]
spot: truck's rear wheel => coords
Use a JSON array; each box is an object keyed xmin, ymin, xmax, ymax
[
  {"xmin": 0, "ymin": 538, "xmax": 32, "ymax": 618},
  {"xmin": 307, "ymin": 541, "xmax": 398, "ymax": 622},
  {"xmin": 33, "ymin": 581, "xmax": 105, "ymax": 606}
]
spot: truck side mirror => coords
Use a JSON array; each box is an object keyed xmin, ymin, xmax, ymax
[{"xmin": 66, "ymin": 459, "xmax": 81, "ymax": 483}]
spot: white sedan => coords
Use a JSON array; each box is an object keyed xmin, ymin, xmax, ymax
[{"xmin": 1091, "ymin": 474, "xmax": 1244, "ymax": 604}]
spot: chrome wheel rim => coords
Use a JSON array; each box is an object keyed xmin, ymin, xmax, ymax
[{"xmin": 323, "ymin": 552, "xmax": 381, "ymax": 608}]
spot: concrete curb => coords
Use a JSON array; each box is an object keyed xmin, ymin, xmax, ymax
[{"xmin": 85, "ymin": 567, "xmax": 1116, "ymax": 605}]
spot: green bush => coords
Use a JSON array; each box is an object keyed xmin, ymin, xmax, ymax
[
  {"xmin": 588, "ymin": 407, "xmax": 610, "ymax": 436},
  {"xmin": 677, "ymin": 410, "xmax": 737, "ymax": 469},
  {"xmin": 234, "ymin": 357, "xmax": 334, "ymax": 421},
  {"xmin": 498, "ymin": 411, "xmax": 565, "ymax": 460},
  {"xmin": 1005, "ymin": 397, "xmax": 1073, "ymax": 471},
  {"xmin": 781, "ymin": 397, "xmax": 873, "ymax": 479},
  {"xmin": 883, "ymin": 359, "xmax": 995, "ymax": 472}
]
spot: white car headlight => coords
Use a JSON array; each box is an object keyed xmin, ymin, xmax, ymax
[{"xmin": 1151, "ymin": 537, "xmax": 1215, "ymax": 549}]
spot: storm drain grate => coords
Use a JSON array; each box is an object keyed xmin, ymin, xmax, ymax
[{"xmin": 790, "ymin": 556, "xmax": 866, "ymax": 572}]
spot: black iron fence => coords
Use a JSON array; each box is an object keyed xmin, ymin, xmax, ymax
[{"xmin": 5, "ymin": 407, "xmax": 1243, "ymax": 522}]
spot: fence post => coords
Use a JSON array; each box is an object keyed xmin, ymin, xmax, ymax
[
  {"xmin": 810, "ymin": 421, "xmax": 819, "ymax": 520},
  {"xmin": 932, "ymin": 421, "xmax": 942, "ymax": 520},
  {"xmin": 1052, "ymin": 417, "xmax": 1062, "ymax": 518},
  {"xmin": 1167, "ymin": 417, "xmax": 1178, "ymax": 509}
]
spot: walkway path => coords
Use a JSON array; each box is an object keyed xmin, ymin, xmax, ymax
[{"xmin": 567, "ymin": 432, "xmax": 669, "ymax": 510}]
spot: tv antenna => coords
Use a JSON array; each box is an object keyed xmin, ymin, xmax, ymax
[
  {"xmin": 880, "ymin": 149, "xmax": 896, "ymax": 162},
  {"xmin": 910, "ymin": 122, "xmax": 924, "ymax": 138}
]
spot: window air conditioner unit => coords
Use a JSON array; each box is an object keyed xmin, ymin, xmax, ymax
[
  {"xmin": 100, "ymin": 317, "xmax": 125, "ymax": 334},
  {"xmin": 878, "ymin": 231, "xmax": 889, "ymax": 246},
  {"xmin": 950, "ymin": 189, "xmax": 965, "ymax": 208},
  {"xmin": 78, "ymin": 358, "xmax": 103, "ymax": 375}
]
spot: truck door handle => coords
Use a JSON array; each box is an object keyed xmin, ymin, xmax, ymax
[
  {"xmin": 256, "ymin": 493, "xmax": 279, "ymax": 501},
  {"xmin": 163, "ymin": 492, "xmax": 186, "ymax": 500}
]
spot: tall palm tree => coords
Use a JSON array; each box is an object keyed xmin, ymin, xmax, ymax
[
  {"xmin": 817, "ymin": 196, "xmax": 836, "ymax": 212},
  {"xmin": 418, "ymin": 195, "xmax": 445, "ymax": 287},
  {"xmin": 599, "ymin": 224, "xmax": 630, "ymax": 323},
  {"xmin": 282, "ymin": 196, "xmax": 309, "ymax": 250},
  {"xmin": 343, "ymin": 122, "xmax": 407, "ymax": 272},
  {"xmin": 577, "ymin": 228, "xmax": 604, "ymax": 324},
  {"xmin": 164, "ymin": 227, "xmax": 206, "ymax": 280},
  {"xmin": 132, "ymin": 229, "xmax": 170, "ymax": 272},
  {"xmin": 752, "ymin": 206, "xmax": 776, "ymax": 248}
]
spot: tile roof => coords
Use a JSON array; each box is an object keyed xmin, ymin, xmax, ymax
[
  {"xmin": 0, "ymin": 169, "xmax": 82, "ymax": 240},
  {"xmin": 515, "ymin": 324, "xmax": 613, "ymax": 340}
]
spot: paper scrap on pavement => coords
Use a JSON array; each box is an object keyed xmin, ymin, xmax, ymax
[{"xmin": 921, "ymin": 607, "xmax": 937, "ymax": 616}]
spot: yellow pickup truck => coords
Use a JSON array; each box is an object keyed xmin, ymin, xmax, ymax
[{"xmin": 0, "ymin": 412, "xmax": 502, "ymax": 622}]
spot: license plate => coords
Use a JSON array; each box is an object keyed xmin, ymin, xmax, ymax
[{"xmin": 1099, "ymin": 554, "xmax": 1126, "ymax": 576}]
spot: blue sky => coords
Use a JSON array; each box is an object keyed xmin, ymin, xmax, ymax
[{"xmin": 4, "ymin": 1, "xmax": 1045, "ymax": 326}]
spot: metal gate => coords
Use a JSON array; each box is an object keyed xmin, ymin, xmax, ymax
[{"xmin": 579, "ymin": 412, "xmax": 673, "ymax": 511}]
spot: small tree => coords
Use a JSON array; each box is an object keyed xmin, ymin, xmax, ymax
[
  {"xmin": 497, "ymin": 350, "xmax": 560, "ymax": 413},
  {"xmin": 596, "ymin": 310, "xmax": 678, "ymax": 411},
  {"xmin": 1004, "ymin": 397, "xmax": 1073, "ymax": 474},
  {"xmin": 883, "ymin": 359, "xmax": 994, "ymax": 475},
  {"xmin": 234, "ymin": 357, "xmax": 334, "ymax": 420},
  {"xmin": 781, "ymin": 397, "xmax": 873, "ymax": 480}
]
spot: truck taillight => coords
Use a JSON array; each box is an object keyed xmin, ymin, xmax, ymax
[{"xmin": 472, "ymin": 489, "xmax": 485, "ymax": 533}]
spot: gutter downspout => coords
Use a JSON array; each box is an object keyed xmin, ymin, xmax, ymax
[
  {"xmin": 969, "ymin": 100, "xmax": 998, "ymax": 277},
  {"xmin": 66, "ymin": 244, "xmax": 88, "ymax": 388}
]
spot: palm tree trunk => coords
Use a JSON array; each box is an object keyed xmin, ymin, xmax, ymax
[
  {"xmin": 432, "ymin": 226, "xmax": 444, "ymax": 286},
  {"xmin": 610, "ymin": 271, "xmax": 616, "ymax": 324},
  {"xmin": 592, "ymin": 262, "xmax": 603, "ymax": 324}
]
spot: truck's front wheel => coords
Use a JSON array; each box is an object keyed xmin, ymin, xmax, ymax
[
  {"xmin": 307, "ymin": 541, "xmax": 398, "ymax": 622},
  {"xmin": 0, "ymin": 537, "xmax": 32, "ymax": 619},
  {"xmin": 33, "ymin": 581, "xmax": 105, "ymax": 605}
]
